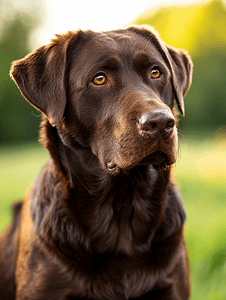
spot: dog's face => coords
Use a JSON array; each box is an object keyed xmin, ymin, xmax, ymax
[{"xmin": 11, "ymin": 26, "xmax": 192, "ymax": 174}]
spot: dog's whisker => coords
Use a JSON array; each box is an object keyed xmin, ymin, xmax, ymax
[
  {"xmin": 177, "ymin": 127, "xmax": 191, "ymax": 155},
  {"xmin": 177, "ymin": 127, "xmax": 184, "ymax": 135}
]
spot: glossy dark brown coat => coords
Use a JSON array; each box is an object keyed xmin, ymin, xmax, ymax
[{"xmin": 0, "ymin": 25, "xmax": 192, "ymax": 299}]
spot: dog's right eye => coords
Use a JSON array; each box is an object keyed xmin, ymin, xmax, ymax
[
  {"xmin": 150, "ymin": 68, "xmax": 161, "ymax": 79},
  {"xmin": 93, "ymin": 74, "xmax": 107, "ymax": 85}
]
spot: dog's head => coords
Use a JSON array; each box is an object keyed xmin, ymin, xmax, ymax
[{"xmin": 11, "ymin": 25, "xmax": 192, "ymax": 174}]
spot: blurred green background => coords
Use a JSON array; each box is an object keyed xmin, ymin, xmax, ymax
[{"xmin": 0, "ymin": 0, "xmax": 226, "ymax": 298}]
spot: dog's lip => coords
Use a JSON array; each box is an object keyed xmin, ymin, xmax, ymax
[
  {"xmin": 106, "ymin": 151, "xmax": 173, "ymax": 174},
  {"xmin": 138, "ymin": 151, "xmax": 170, "ymax": 166}
]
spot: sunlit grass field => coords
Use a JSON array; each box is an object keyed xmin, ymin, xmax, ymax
[{"xmin": 0, "ymin": 136, "xmax": 226, "ymax": 299}]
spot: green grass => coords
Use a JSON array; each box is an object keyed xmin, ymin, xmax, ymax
[
  {"xmin": 174, "ymin": 135, "xmax": 226, "ymax": 299},
  {"xmin": 0, "ymin": 142, "xmax": 49, "ymax": 231},
  {"xmin": 0, "ymin": 138, "xmax": 226, "ymax": 299}
]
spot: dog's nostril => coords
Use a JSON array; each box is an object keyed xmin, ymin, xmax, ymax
[
  {"xmin": 150, "ymin": 122, "xmax": 157, "ymax": 130},
  {"xmin": 141, "ymin": 121, "xmax": 157, "ymax": 132},
  {"xmin": 166, "ymin": 119, "xmax": 175, "ymax": 129}
]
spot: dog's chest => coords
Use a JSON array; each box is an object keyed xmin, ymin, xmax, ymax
[{"xmin": 65, "ymin": 253, "xmax": 157, "ymax": 299}]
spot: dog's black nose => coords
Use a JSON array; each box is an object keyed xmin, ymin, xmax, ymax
[{"xmin": 138, "ymin": 109, "xmax": 175, "ymax": 137}]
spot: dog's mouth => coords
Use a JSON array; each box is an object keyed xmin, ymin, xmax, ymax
[
  {"xmin": 138, "ymin": 151, "xmax": 169, "ymax": 167},
  {"xmin": 106, "ymin": 151, "xmax": 171, "ymax": 174}
]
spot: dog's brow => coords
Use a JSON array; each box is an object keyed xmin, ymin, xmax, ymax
[
  {"xmin": 96, "ymin": 56, "xmax": 120, "ymax": 70},
  {"xmin": 105, "ymin": 57, "xmax": 119, "ymax": 69},
  {"xmin": 134, "ymin": 53, "xmax": 151, "ymax": 66},
  {"xmin": 134, "ymin": 51, "xmax": 167, "ymax": 71}
]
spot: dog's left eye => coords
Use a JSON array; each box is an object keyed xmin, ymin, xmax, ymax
[
  {"xmin": 93, "ymin": 74, "xmax": 107, "ymax": 85},
  {"xmin": 150, "ymin": 68, "xmax": 161, "ymax": 79}
]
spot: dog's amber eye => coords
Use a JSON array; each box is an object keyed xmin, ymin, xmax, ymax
[
  {"xmin": 150, "ymin": 68, "xmax": 161, "ymax": 79},
  {"xmin": 93, "ymin": 74, "xmax": 107, "ymax": 85}
]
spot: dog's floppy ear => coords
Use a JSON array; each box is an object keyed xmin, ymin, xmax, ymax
[
  {"xmin": 10, "ymin": 32, "xmax": 77, "ymax": 126},
  {"xmin": 127, "ymin": 26, "xmax": 193, "ymax": 116},
  {"xmin": 161, "ymin": 44, "xmax": 193, "ymax": 116}
]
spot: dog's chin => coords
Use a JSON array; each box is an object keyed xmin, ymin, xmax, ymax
[
  {"xmin": 106, "ymin": 151, "xmax": 175, "ymax": 175},
  {"xmin": 138, "ymin": 151, "xmax": 170, "ymax": 167}
]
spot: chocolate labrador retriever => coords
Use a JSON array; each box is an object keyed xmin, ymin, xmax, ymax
[{"xmin": 0, "ymin": 25, "xmax": 192, "ymax": 299}]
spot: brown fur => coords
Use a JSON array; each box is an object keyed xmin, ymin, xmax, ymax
[{"xmin": 0, "ymin": 25, "xmax": 192, "ymax": 299}]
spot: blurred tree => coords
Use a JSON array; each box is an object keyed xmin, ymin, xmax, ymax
[
  {"xmin": 135, "ymin": 0, "xmax": 226, "ymax": 135},
  {"xmin": 0, "ymin": 0, "xmax": 43, "ymax": 144}
]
